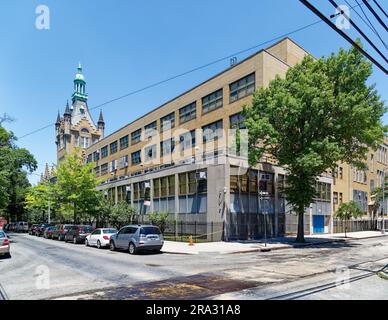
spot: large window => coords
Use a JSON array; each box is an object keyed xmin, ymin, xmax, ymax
[
  {"xmin": 81, "ymin": 136, "xmax": 90, "ymax": 148},
  {"xmin": 86, "ymin": 154, "xmax": 92, "ymax": 163},
  {"xmin": 94, "ymin": 166, "xmax": 100, "ymax": 177},
  {"xmin": 93, "ymin": 151, "xmax": 100, "ymax": 162},
  {"xmin": 178, "ymin": 170, "xmax": 207, "ymax": 214},
  {"xmin": 145, "ymin": 144, "xmax": 157, "ymax": 161},
  {"xmin": 100, "ymin": 163, "xmax": 108, "ymax": 175},
  {"xmin": 229, "ymin": 73, "xmax": 255, "ymax": 103},
  {"xmin": 160, "ymin": 112, "xmax": 175, "ymax": 132},
  {"xmin": 179, "ymin": 130, "xmax": 196, "ymax": 151},
  {"xmin": 131, "ymin": 129, "xmax": 142, "ymax": 145},
  {"xmin": 118, "ymin": 155, "xmax": 129, "ymax": 169},
  {"xmin": 73, "ymin": 133, "xmax": 79, "ymax": 146},
  {"xmin": 131, "ymin": 150, "xmax": 141, "ymax": 165},
  {"xmin": 202, "ymin": 120, "xmax": 223, "ymax": 143},
  {"xmin": 110, "ymin": 141, "xmax": 118, "ymax": 155},
  {"xmin": 119, "ymin": 135, "xmax": 129, "ymax": 150},
  {"xmin": 145, "ymin": 121, "xmax": 157, "ymax": 138},
  {"xmin": 229, "ymin": 112, "xmax": 246, "ymax": 129},
  {"xmin": 161, "ymin": 138, "xmax": 175, "ymax": 156},
  {"xmin": 315, "ymin": 182, "xmax": 331, "ymax": 201},
  {"xmin": 202, "ymin": 89, "xmax": 223, "ymax": 114},
  {"xmin": 179, "ymin": 102, "xmax": 196, "ymax": 124},
  {"xmin": 101, "ymin": 146, "xmax": 108, "ymax": 158}
]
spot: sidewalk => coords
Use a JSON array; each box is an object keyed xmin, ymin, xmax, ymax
[{"xmin": 161, "ymin": 231, "xmax": 388, "ymax": 255}]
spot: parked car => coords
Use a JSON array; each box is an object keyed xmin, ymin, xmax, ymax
[
  {"xmin": 16, "ymin": 221, "xmax": 29, "ymax": 233},
  {"xmin": 29, "ymin": 224, "xmax": 39, "ymax": 235},
  {"xmin": 0, "ymin": 230, "xmax": 10, "ymax": 258},
  {"xmin": 65, "ymin": 225, "xmax": 94, "ymax": 244},
  {"xmin": 51, "ymin": 224, "xmax": 74, "ymax": 241},
  {"xmin": 43, "ymin": 226, "xmax": 57, "ymax": 239},
  {"xmin": 109, "ymin": 225, "xmax": 163, "ymax": 254},
  {"xmin": 35, "ymin": 224, "xmax": 53, "ymax": 237},
  {"xmin": 85, "ymin": 228, "xmax": 118, "ymax": 249}
]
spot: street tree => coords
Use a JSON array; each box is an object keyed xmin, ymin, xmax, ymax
[
  {"xmin": 55, "ymin": 149, "xmax": 102, "ymax": 223},
  {"xmin": 243, "ymin": 43, "xmax": 386, "ymax": 242},
  {"xmin": 0, "ymin": 115, "xmax": 37, "ymax": 221},
  {"xmin": 109, "ymin": 201, "xmax": 137, "ymax": 229},
  {"xmin": 335, "ymin": 201, "xmax": 364, "ymax": 237},
  {"xmin": 147, "ymin": 212, "xmax": 171, "ymax": 233}
]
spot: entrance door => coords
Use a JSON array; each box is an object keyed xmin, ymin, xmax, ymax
[{"xmin": 313, "ymin": 215, "xmax": 325, "ymax": 233}]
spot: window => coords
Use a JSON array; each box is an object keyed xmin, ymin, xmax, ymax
[
  {"xmin": 202, "ymin": 120, "xmax": 223, "ymax": 143},
  {"xmin": 179, "ymin": 130, "xmax": 196, "ymax": 151},
  {"xmin": 315, "ymin": 182, "xmax": 331, "ymax": 201},
  {"xmin": 153, "ymin": 175, "xmax": 175, "ymax": 199},
  {"xmin": 131, "ymin": 150, "xmax": 141, "ymax": 165},
  {"xmin": 370, "ymin": 154, "xmax": 374, "ymax": 172},
  {"xmin": 110, "ymin": 141, "xmax": 118, "ymax": 155},
  {"xmin": 94, "ymin": 166, "xmax": 100, "ymax": 176},
  {"xmin": 229, "ymin": 73, "xmax": 255, "ymax": 103},
  {"xmin": 131, "ymin": 129, "xmax": 142, "ymax": 145},
  {"xmin": 120, "ymin": 135, "xmax": 129, "ymax": 150},
  {"xmin": 202, "ymin": 89, "xmax": 223, "ymax": 114},
  {"xmin": 229, "ymin": 112, "xmax": 246, "ymax": 129},
  {"xmin": 81, "ymin": 136, "xmax": 90, "ymax": 148},
  {"xmin": 101, "ymin": 163, "xmax": 108, "ymax": 175},
  {"xmin": 145, "ymin": 144, "xmax": 157, "ymax": 161},
  {"xmin": 339, "ymin": 192, "xmax": 343, "ymax": 204},
  {"xmin": 161, "ymin": 138, "xmax": 175, "ymax": 156},
  {"xmin": 73, "ymin": 133, "xmax": 79, "ymax": 146},
  {"xmin": 81, "ymin": 128, "xmax": 89, "ymax": 134},
  {"xmin": 179, "ymin": 102, "xmax": 196, "ymax": 124},
  {"xmin": 101, "ymin": 146, "xmax": 108, "ymax": 158},
  {"xmin": 93, "ymin": 151, "xmax": 100, "ymax": 161},
  {"xmin": 145, "ymin": 121, "xmax": 157, "ymax": 138},
  {"xmin": 160, "ymin": 112, "xmax": 175, "ymax": 132},
  {"xmin": 339, "ymin": 167, "xmax": 343, "ymax": 179},
  {"xmin": 109, "ymin": 160, "xmax": 117, "ymax": 172},
  {"xmin": 119, "ymin": 155, "xmax": 129, "ymax": 169},
  {"xmin": 333, "ymin": 192, "xmax": 338, "ymax": 204},
  {"xmin": 86, "ymin": 154, "xmax": 92, "ymax": 163}
]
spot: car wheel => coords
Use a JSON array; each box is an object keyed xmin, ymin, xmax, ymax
[
  {"xmin": 109, "ymin": 241, "xmax": 116, "ymax": 251},
  {"xmin": 85, "ymin": 239, "xmax": 89, "ymax": 247},
  {"xmin": 65, "ymin": 236, "xmax": 68, "ymax": 243},
  {"xmin": 73, "ymin": 237, "xmax": 77, "ymax": 244},
  {"xmin": 97, "ymin": 240, "xmax": 102, "ymax": 249},
  {"xmin": 129, "ymin": 242, "xmax": 137, "ymax": 255}
]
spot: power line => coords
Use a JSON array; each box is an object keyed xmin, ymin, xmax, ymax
[
  {"xmin": 362, "ymin": 0, "xmax": 388, "ymax": 31},
  {"xmin": 17, "ymin": 19, "xmax": 323, "ymax": 140},
  {"xmin": 17, "ymin": 0, "xmax": 368, "ymax": 141},
  {"xmin": 349, "ymin": 0, "xmax": 388, "ymax": 49},
  {"xmin": 300, "ymin": 0, "xmax": 388, "ymax": 74},
  {"xmin": 373, "ymin": 0, "xmax": 388, "ymax": 19},
  {"xmin": 328, "ymin": 0, "xmax": 388, "ymax": 62}
]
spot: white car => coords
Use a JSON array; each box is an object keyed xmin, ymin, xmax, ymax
[{"xmin": 85, "ymin": 228, "xmax": 117, "ymax": 249}]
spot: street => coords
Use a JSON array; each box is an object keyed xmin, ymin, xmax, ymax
[{"xmin": 1, "ymin": 233, "xmax": 387, "ymax": 300}]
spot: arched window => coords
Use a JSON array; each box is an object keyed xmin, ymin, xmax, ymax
[{"xmin": 80, "ymin": 128, "xmax": 90, "ymax": 148}]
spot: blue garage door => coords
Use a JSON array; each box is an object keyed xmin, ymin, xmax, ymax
[{"xmin": 313, "ymin": 215, "xmax": 325, "ymax": 233}]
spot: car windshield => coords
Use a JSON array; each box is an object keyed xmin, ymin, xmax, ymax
[
  {"xmin": 140, "ymin": 227, "xmax": 161, "ymax": 235},
  {"xmin": 103, "ymin": 229, "xmax": 117, "ymax": 234},
  {"xmin": 80, "ymin": 226, "xmax": 93, "ymax": 232},
  {"xmin": 64, "ymin": 225, "xmax": 73, "ymax": 230}
]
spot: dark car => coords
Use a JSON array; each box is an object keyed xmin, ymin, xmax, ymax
[
  {"xmin": 65, "ymin": 225, "xmax": 94, "ymax": 244},
  {"xmin": 43, "ymin": 226, "xmax": 57, "ymax": 239},
  {"xmin": 29, "ymin": 224, "xmax": 39, "ymax": 235},
  {"xmin": 51, "ymin": 224, "xmax": 74, "ymax": 241},
  {"xmin": 36, "ymin": 224, "xmax": 53, "ymax": 237}
]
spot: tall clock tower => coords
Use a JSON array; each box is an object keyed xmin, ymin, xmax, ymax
[{"xmin": 55, "ymin": 64, "xmax": 105, "ymax": 163}]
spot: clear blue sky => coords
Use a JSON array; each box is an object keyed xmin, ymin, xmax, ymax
[{"xmin": 1, "ymin": 0, "xmax": 387, "ymax": 184}]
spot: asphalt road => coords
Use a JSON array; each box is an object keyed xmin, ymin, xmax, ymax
[{"xmin": 1, "ymin": 232, "xmax": 387, "ymax": 300}]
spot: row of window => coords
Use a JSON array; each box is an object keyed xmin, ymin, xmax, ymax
[
  {"xmin": 89, "ymin": 112, "xmax": 246, "ymax": 167},
  {"xmin": 377, "ymin": 145, "xmax": 387, "ymax": 165},
  {"xmin": 89, "ymin": 72, "xmax": 254, "ymax": 160}
]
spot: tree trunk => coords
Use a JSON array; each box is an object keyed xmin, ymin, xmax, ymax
[{"xmin": 296, "ymin": 208, "xmax": 305, "ymax": 243}]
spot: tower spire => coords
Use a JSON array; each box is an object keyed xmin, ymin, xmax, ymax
[{"xmin": 72, "ymin": 63, "xmax": 88, "ymax": 104}]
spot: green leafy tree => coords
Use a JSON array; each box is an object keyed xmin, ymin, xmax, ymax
[
  {"xmin": 243, "ymin": 44, "xmax": 386, "ymax": 242},
  {"xmin": 0, "ymin": 115, "xmax": 37, "ymax": 221},
  {"xmin": 147, "ymin": 212, "xmax": 171, "ymax": 233},
  {"xmin": 55, "ymin": 149, "xmax": 102, "ymax": 223},
  {"xmin": 109, "ymin": 201, "xmax": 137, "ymax": 229},
  {"xmin": 335, "ymin": 201, "xmax": 364, "ymax": 237}
]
